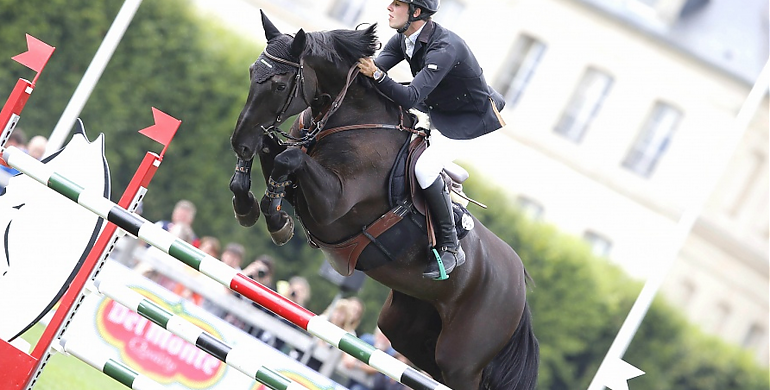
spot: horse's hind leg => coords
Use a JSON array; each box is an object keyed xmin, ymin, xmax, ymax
[
  {"xmin": 377, "ymin": 291, "xmax": 443, "ymax": 381},
  {"xmin": 434, "ymin": 298, "xmax": 520, "ymax": 390}
]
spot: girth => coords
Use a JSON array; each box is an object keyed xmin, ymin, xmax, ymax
[
  {"xmin": 296, "ymin": 121, "xmax": 426, "ymax": 276},
  {"xmin": 304, "ymin": 202, "xmax": 413, "ymax": 276},
  {"xmin": 290, "ymin": 73, "xmax": 428, "ymax": 276}
]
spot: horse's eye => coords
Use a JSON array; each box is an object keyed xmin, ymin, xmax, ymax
[{"xmin": 276, "ymin": 84, "xmax": 287, "ymax": 91}]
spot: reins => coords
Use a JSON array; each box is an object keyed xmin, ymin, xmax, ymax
[{"xmin": 261, "ymin": 51, "xmax": 427, "ymax": 148}]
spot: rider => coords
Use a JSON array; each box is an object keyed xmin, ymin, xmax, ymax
[{"xmin": 358, "ymin": 0, "xmax": 506, "ymax": 280}]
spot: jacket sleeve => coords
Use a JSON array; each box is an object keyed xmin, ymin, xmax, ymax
[
  {"xmin": 374, "ymin": 34, "xmax": 405, "ymax": 71},
  {"xmin": 374, "ymin": 43, "xmax": 456, "ymax": 109}
]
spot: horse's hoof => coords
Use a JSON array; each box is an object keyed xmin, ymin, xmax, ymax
[
  {"xmin": 269, "ymin": 217, "xmax": 294, "ymax": 246},
  {"xmin": 232, "ymin": 194, "xmax": 260, "ymax": 227}
]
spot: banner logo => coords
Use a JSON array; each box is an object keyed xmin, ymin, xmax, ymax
[{"xmin": 96, "ymin": 288, "xmax": 226, "ymax": 388}]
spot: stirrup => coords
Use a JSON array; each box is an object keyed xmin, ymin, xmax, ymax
[{"xmin": 430, "ymin": 248, "xmax": 449, "ymax": 280}]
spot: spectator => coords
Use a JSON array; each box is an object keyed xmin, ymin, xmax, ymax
[
  {"xmin": 157, "ymin": 200, "xmax": 199, "ymax": 247},
  {"xmin": 134, "ymin": 222, "xmax": 195, "ymax": 291},
  {"xmin": 200, "ymin": 237, "xmax": 228, "ymax": 315},
  {"xmin": 347, "ymin": 297, "xmax": 365, "ymax": 334},
  {"xmin": 1, "ymin": 129, "xmax": 27, "ymax": 189},
  {"xmin": 26, "ymin": 135, "xmax": 47, "ymax": 160},
  {"xmin": 220, "ymin": 243, "xmax": 254, "ymax": 329},
  {"xmin": 327, "ymin": 298, "xmax": 361, "ymax": 335},
  {"xmin": 174, "ymin": 235, "xmax": 220, "ymax": 305},
  {"xmin": 273, "ymin": 275, "xmax": 312, "ymax": 356},
  {"xmin": 342, "ymin": 327, "xmax": 394, "ymax": 390},
  {"xmin": 220, "ymin": 242, "xmax": 245, "ymax": 270},
  {"xmin": 306, "ymin": 298, "xmax": 363, "ymax": 371},
  {"xmin": 278, "ymin": 275, "xmax": 311, "ymax": 307},
  {"xmin": 202, "ymin": 240, "xmax": 251, "ymax": 320},
  {"xmin": 371, "ymin": 352, "xmax": 411, "ymax": 390},
  {"xmin": 198, "ymin": 236, "xmax": 221, "ymax": 259},
  {"xmin": 242, "ymin": 255, "xmax": 278, "ymax": 343},
  {"xmin": 243, "ymin": 254, "xmax": 275, "ymax": 290}
]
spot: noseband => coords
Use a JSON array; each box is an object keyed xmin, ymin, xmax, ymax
[{"xmin": 260, "ymin": 51, "xmax": 360, "ymax": 148}]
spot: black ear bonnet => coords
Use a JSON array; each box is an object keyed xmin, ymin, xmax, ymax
[{"xmin": 253, "ymin": 35, "xmax": 298, "ymax": 84}]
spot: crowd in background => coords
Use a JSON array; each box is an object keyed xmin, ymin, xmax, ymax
[
  {"xmin": 105, "ymin": 197, "xmax": 414, "ymax": 389},
  {"xmin": 0, "ymin": 128, "xmax": 418, "ymax": 389},
  {"xmin": 0, "ymin": 128, "xmax": 48, "ymax": 191}
]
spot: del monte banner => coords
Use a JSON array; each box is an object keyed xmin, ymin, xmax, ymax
[{"xmin": 66, "ymin": 261, "xmax": 347, "ymax": 390}]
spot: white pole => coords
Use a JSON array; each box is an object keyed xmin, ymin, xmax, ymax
[
  {"xmin": 44, "ymin": 0, "xmax": 143, "ymax": 157},
  {"xmin": 587, "ymin": 60, "xmax": 769, "ymax": 390}
]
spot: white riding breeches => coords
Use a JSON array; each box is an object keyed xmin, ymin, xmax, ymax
[{"xmin": 415, "ymin": 131, "xmax": 470, "ymax": 189}]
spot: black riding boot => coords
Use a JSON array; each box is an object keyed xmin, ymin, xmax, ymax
[{"xmin": 423, "ymin": 177, "xmax": 466, "ymax": 279}]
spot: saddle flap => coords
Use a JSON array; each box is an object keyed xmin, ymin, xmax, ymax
[{"xmin": 407, "ymin": 137, "xmax": 428, "ymax": 216}]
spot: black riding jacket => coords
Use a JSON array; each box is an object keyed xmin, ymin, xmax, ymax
[{"xmin": 374, "ymin": 20, "xmax": 506, "ymax": 140}]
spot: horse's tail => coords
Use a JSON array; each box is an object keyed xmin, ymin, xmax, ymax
[{"xmin": 480, "ymin": 301, "xmax": 540, "ymax": 390}]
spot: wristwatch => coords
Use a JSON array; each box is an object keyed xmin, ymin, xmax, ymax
[{"xmin": 373, "ymin": 68, "xmax": 385, "ymax": 83}]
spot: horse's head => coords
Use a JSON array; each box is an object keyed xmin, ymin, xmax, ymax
[
  {"xmin": 231, "ymin": 11, "xmax": 315, "ymax": 160},
  {"xmin": 231, "ymin": 11, "xmax": 379, "ymax": 160}
]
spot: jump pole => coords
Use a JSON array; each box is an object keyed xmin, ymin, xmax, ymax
[
  {"xmin": 57, "ymin": 337, "xmax": 166, "ymax": 390},
  {"xmin": 4, "ymin": 124, "xmax": 308, "ymax": 390},
  {"xmin": 90, "ymin": 280, "xmax": 308, "ymax": 390},
  {"xmin": 0, "ymin": 146, "xmax": 451, "ymax": 390},
  {"xmin": 22, "ymin": 147, "xmax": 162, "ymax": 390}
]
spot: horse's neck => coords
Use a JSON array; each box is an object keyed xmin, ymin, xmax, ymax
[{"xmin": 318, "ymin": 83, "xmax": 398, "ymax": 127}]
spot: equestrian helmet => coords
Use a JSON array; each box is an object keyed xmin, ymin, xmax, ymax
[{"xmin": 402, "ymin": 0, "xmax": 439, "ymax": 15}]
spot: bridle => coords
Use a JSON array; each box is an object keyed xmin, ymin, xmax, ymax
[
  {"xmin": 259, "ymin": 50, "xmax": 310, "ymax": 145},
  {"xmin": 259, "ymin": 50, "xmax": 361, "ymax": 148}
]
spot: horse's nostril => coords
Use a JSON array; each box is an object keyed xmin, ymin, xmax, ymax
[{"xmin": 239, "ymin": 145, "xmax": 253, "ymax": 158}]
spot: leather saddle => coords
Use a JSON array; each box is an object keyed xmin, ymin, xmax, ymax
[{"xmin": 306, "ymin": 132, "xmax": 474, "ymax": 276}]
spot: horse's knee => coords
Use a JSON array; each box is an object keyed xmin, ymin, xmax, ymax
[{"xmin": 273, "ymin": 147, "xmax": 305, "ymax": 175}]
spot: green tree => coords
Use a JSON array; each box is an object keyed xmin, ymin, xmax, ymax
[{"xmin": 0, "ymin": 0, "xmax": 382, "ymax": 326}]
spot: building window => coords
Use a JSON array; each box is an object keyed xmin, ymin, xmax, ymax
[
  {"xmin": 516, "ymin": 196, "xmax": 544, "ymax": 221},
  {"xmin": 432, "ymin": 0, "xmax": 465, "ymax": 27},
  {"xmin": 328, "ymin": 0, "xmax": 367, "ymax": 26},
  {"xmin": 495, "ymin": 34, "xmax": 546, "ymax": 108},
  {"xmin": 613, "ymin": 0, "xmax": 659, "ymax": 17},
  {"xmin": 622, "ymin": 101, "xmax": 682, "ymax": 177},
  {"xmin": 704, "ymin": 302, "xmax": 731, "ymax": 333},
  {"xmin": 742, "ymin": 323, "xmax": 765, "ymax": 349},
  {"xmin": 583, "ymin": 230, "xmax": 612, "ymax": 257},
  {"xmin": 554, "ymin": 67, "xmax": 614, "ymax": 142},
  {"xmin": 676, "ymin": 279, "xmax": 696, "ymax": 308}
]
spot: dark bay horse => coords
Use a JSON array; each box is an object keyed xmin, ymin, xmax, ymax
[{"xmin": 229, "ymin": 11, "xmax": 538, "ymax": 390}]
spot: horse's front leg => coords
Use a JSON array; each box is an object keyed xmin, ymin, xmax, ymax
[
  {"xmin": 259, "ymin": 146, "xmax": 310, "ymax": 246},
  {"xmin": 261, "ymin": 146, "xmax": 350, "ymax": 245},
  {"xmin": 229, "ymin": 158, "xmax": 260, "ymax": 227}
]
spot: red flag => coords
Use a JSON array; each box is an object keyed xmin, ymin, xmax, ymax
[
  {"xmin": 12, "ymin": 34, "xmax": 55, "ymax": 74},
  {"xmin": 139, "ymin": 107, "xmax": 181, "ymax": 158}
]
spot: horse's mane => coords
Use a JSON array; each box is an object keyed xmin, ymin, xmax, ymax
[
  {"xmin": 301, "ymin": 23, "xmax": 399, "ymax": 110},
  {"xmin": 303, "ymin": 24, "xmax": 379, "ymax": 71}
]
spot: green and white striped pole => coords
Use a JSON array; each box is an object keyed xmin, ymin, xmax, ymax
[
  {"xmin": 2, "ymin": 146, "xmax": 450, "ymax": 390},
  {"xmin": 92, "ymin": 280, "xmax": 307, "ymax": 390},
  {"xmin": 58, "ymin": 337, "xmax": 165, "ymax": 390}
]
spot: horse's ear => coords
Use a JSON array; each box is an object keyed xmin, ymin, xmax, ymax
[
  {"xmin": 365, "ymin": 23, "xmax": 379, "ymax": 55},
  {"xmin": 291, "ymin": 29, "xmax": 306, "ymax": 58},
  {"xmin": 261, "ymin": 10, "xmax": 281, "ymax": 41}
]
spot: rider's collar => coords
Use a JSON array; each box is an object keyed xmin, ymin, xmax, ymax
[{"xmin": 405, "ymin": 23, "xmax": 425, "ymax": 45}]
